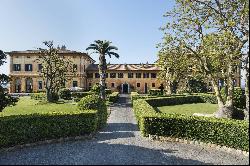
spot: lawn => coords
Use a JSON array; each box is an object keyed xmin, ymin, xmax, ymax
[
  {"xmin": 156, "ymin": 103, "xmax": 218, "ymax": 116},
  {"xmin": 1, "ymin": 96, "xmax": 78, "ymax": 117}
]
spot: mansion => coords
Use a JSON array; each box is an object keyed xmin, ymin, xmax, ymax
[
  {"xmin": 8, "ymin": 48, "xmax": 163, "ymax": 94},
  {"xmin": 8, "ymin": 47, "xmax": 241, "ymax": 94}
]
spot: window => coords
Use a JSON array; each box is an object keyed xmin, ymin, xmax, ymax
[
  {"xmin": 111, "ymin": 83, "xmax": 115, "ymax": 88},
  {"xmin": 143, "ymin": 73, "xmax": 150, "ymax": 78},
  {"xmin": 152, "ymin": 83, "xmax": 155, "ymax": 87},
  {"xmin": 105, "ymin": 73, "xmax": 108, "ymax": 78},
  {"xmin": 73, "ymin": 64, "xmax": 78, "ymax": 71},
  {"xmin": 136, "ymin": 73, "xmax": 141, "ymax": 78},
  {"xmin": 38, "ymin": 81, "xmax": 43, "ymax": 89},
  {"xmin": 151, "ymin": 73, "xmax": 157, "ymax": 78},
  {"xmin": 38, "ymin": 64, "xmax": 42, "ymax": 72},
  {"xmin": 118, "ymin": 73, "xmax": 123, "ymax": 78},
  {"xmin": 128, "ymin": 73, "xmax": 134, "ymax": 78},
  {"xmin": 25, "ymin": 64, "xmax": 33, "ymax": 71},
  {"xmin": 137, "ymin": 83, "xmax": 140, "ymax": 87},
  {"xmin": 84, "ymin": 65, "xmax": 85, "ymax": 72},
  {"xmin": 110, "ymin": 73, "xmax": 116, "ymax": 78},
  {"xmin": 95, "ymin": 73, "xmax": 100, "ymax": 78},
  {"xmin": 13, "ymin": 64, "xmax": 21, "ymax": 71},
  {"xmin": 73, "ymin": 81, "xmax": 78, "ymax": 87},
  {"xmin": 27, "ymin": 56, "xmax": 30, "ymax": 58},
  {"xmin": 87, "ymin": 73, "xmax": 93, "ymax": 78}
]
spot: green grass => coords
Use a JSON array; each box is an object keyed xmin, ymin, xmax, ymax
[
  {"xmin": 1, "ymin": 96, "xmax": 78, "ymax": 117},
  {"xmin": 156, "ymin": 103, "xmax": 218, "ymax": 115}
]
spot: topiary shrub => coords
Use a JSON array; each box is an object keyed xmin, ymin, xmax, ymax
[
  {"xmin": 58, "ymin": 88, "xmax": 71, "ymax": 100},
  {"xmin": 108, "ymin": 92, "xmax": 119, "ymax": 103},
  {"xmin": 78, "ymin": 95, "xmax": 107, "ymax": 128},
  {"xmin": 221, "ymin": 87, "xmax": 246, "ymax": 109}
]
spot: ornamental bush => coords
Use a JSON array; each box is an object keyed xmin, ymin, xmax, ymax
[
  {"xmin": 58, "ymin": 88, "xmax": 71, "ymax": 100},
  {"xmin": 78, "ymin": 95, "xmax": 107, "ymax": 129},
  {"xmin": 105, "ymin": 89, "xmax": 112, "ymax": 95},
  {"xmin": 71, "ymin": 92, "xmax": 93, "ymax": 102},
  {"xmin": 133, "ymin": 99, "xmax": 249, "ymax": 151},
  {"xmin": 0, "ymin": 110, "xmax": 98, "ymax": 148}
]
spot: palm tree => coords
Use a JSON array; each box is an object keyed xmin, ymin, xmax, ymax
[{"xmin": 86, "ymin": 40, "xmax": 119, "ymax": 100}]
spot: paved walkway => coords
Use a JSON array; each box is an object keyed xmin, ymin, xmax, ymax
[{"xmin": 0, "ymin": 94, "xmax": 249, "ymax": 165}]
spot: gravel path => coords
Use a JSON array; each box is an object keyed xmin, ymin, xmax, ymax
[{"xmin": 0, "ymin": 94, "xmax": 248, "ymax": 165}]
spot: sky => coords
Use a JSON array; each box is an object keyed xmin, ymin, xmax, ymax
[{"xmin": 0, "ymin": 0, "xmax": 174, "ymax": 75}]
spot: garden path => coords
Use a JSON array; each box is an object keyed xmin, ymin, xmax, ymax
[{"xmin": 0, "ymin": 94, "xmax": 248, "ymax": 165}]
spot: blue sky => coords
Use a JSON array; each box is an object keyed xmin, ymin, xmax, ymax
[{"xmin": 0, "ymin": 0, "xmax": 174, "ymax": 74}]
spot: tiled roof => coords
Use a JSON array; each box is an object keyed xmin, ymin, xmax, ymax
[
  {"xmin": 6, "ymin": 50, "xmax": 95, "ymax": 62},
  {"xmin": 86, "ymin": 64, "xmax": 161, "ymax": 71}
]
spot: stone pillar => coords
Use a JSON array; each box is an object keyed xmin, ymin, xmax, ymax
[{"xmin": 21, "ymin": 77, "xmax": 26, "ymax": 93}]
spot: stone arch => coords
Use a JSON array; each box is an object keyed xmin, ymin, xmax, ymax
[
  {"xmin": 15, "ymin": 78, "xmax": 22, "ymax": 93},
  {"xmin": 25, "ymin": 77, "xmax": 33, "ymax": 93}
]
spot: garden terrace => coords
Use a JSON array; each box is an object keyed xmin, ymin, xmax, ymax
[{"xmin": 132, "ymin": 96, "xmax": 249, "ymax": 151}]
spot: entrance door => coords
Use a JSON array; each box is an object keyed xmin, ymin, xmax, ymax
[
  {"xmin": 145, "ymin": 83, "xmax": 148, "ymax": 94},
  {"xmin": 123, "ymin": 83, "xmax": 129, "ymax": 94}
]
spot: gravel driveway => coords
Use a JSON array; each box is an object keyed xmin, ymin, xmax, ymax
[{"xmin": 0, "ymin": 94, "xmax": 248, "ymax": 165}]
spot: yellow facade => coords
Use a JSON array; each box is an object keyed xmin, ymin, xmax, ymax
[
  {"xmin": 8, "ymin": 49, "xmax": 241, "ymax": 94},
  {"xmin": 8, "ymin": 50, "xmax": 94, "ymax": 93}
]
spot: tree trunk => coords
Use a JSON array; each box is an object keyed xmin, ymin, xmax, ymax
[
  {"xmin": 165, "ymin": 80, "xmax": 172, "ymax": 95},
  {"xmin": 212, "ymin": 79, "xmax": 233, "ymax": 118},
  {"xmin": 244, "ymin": 54, "xmax": 249, "ymax": 121},
  {"xmin": 99, "ymin": 55, "xmax": 106, "ymax": 100}
]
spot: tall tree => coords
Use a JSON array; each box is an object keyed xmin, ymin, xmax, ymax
[
  {"xmin": 86, "ymin": 40, "xmax": 119, "ymax": 100},
  {"xmin": 161, "ymin": 0, "xmax": 244, "ymax": 118},
  {"xmin": 0, "ymin": 50, "xmax": 18, "ymax": 111},
  {"xmin": 37, "ymin": 41, "xmax": 74, "ymax": 102},
  {"xmin": 156, "ymin": 35, "xmax": 191, "ymax": 94},
  {"xmin": 192, "ymin": 0, "xmax": 249, "ymax": 120}
]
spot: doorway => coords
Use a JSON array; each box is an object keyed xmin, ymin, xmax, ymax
[
  {"xmin": 145, "ymin": 83, "xmax": 148, "ymax": 94},
  {"xmin": 123, "ymin": 83, "xmax": 129, "ymax": 94}
]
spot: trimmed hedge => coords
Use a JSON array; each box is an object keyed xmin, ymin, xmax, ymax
[
  {"xmin": 71, "ymin": 92, "xmax": 93, "ymax": 102},
  {"xmin": 105, "ymin": 89, "xmax": 112, "ymax": 95},
  {"xmin": 133, "ymin": 99, "xmax": 249, "ymax": 151},
  {"xmin": 30, "ymin": 93, "xmax": 46, "ymax": 100},
  {"xmin": 146, "ymin": 94, "xmax": 217, "ymax": 107},
  {"xmin": 0, "ymin": 110, "xmax": 98, "ymax": 148},
  {"xmin": 78, "ymin": 95, "xmax": 108, "ymax": 129},
  {"xmin": 108, "ymin": 92, "xmax": 119, "ymax": 103},
  {"xmin": 149, "ymin": 89, "xmax": 163, "ymax": 96}
]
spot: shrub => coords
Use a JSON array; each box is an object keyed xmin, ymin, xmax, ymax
[
  {"xmin": 133, "ymin": 99, "xmax": 249, "ymax": 151},
  {"xmin": 91, "ymin": 84, "xmax": 100, "ymax": 94},
  {"xmin": 221, "ymin": 87, "xmax": 246, "ymax": 109},
  {"xmin": 108, "ymin": 92, "xmax": 119, "ymax": 103},
  {"xmin": 78, "ymin": 95, "xmax": 107, "ymax": 129},
  {"xmin": 58, "ymin": 88, "xmax": 71, "ymax": 100},
  {"xmin": 0, "ymin": 110, "xmax": 98, "ymax": 148},
  {"xmin": 30, "ymin": 93, "xmax": 46, "ymax": 100},
  {"xmin": 105, "ymin": 89, "xmax": 112, "ymax": 95},
  {"xmin": 149, "ymin": 89, "xmax": 163, "ymax": 96},
  {"xmin": 71, "ymin": 92, "xmax": 93, "ymax": 102}
]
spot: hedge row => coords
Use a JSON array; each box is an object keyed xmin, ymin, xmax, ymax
[
  {"xmin": 108, "ymin": 92, "xmax": 119, "ymax": 103},
  {"xmin": 133, "ymin": 99, "xmax": 249, "ymax": 151},
  {"xmin": 146, "ymin": 94, "xmax": 217, "ymax": 107},
  {"xmin": 78, "ymin": 95, "xmax": 108, "ymax": 129},
  {"xmin": 30, "ymin": 93, "xmax": 46, "ymax": 100},
  {"xmin": 149, "ymin": 89, "xmax": 163, "ymax": 96},
  {"xmin": 0, "ymin": 110, "xmax": 98, "ymax": 148}
]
